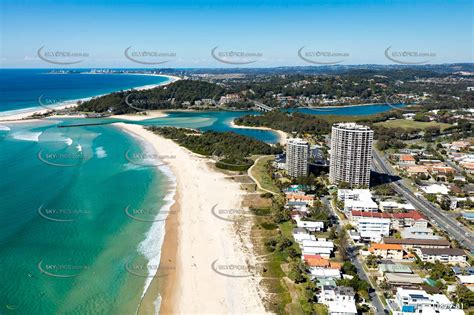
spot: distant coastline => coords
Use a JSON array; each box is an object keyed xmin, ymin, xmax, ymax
[{"xmin": 0, "ymin": 74, "xmax": 180, "ymax": 122}]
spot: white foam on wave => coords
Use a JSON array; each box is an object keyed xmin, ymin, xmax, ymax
[
  {"xmin": 153, "ymin": 295, "xmax": 162, "ymax": 315},
  {"xmin": 10, "ymin": 131, "xmax": 42, "ymax": 142},
  {"xmin": 65, "ymin": 137, "xmax": 73, "ymax": 146},
  {"xmin": 76, "ymin": 144, "xmax": 82, "ymax": 152},
  {"xmin": 0, "ymin": 125, "xmax": 11, "ymax": 131},
  {"xmin": 123, "ymin": 163, "xmax": 147, "ymax": 171},
  {"xmin": 137, "ymin": 161, "xmax": 177, "ymax": 312},
  {"xmin": 95, "ymin": 146, "xmax": 107, "ymax": 159}
]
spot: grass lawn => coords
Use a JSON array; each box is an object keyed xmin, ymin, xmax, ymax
[
  {"xmin": 374, "ymin": 119, "xmax": 452, "ymax": 131},
  {"xmin": 315, "ymin": 114, "xmax": 377, "ymax": 123},
  {"xmin": 250, "ymin": 155, "xmax": 280, "ymax": 194},
  {"xmin": 313, "ymin": 303, "xmax": 329, "ymax": 315}
]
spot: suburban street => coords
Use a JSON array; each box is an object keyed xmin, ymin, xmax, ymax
[
  {"xmin": 371, "ymin": 150, "xmax": 474, "ymax": 252},
  {"xmin": 322, "ymin": 197, "xmax": 387, "ymax": 315}
]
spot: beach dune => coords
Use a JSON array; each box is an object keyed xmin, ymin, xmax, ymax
[{"xmin": 117, "ymin": 123, "xmax": 267, "ymax": 314}]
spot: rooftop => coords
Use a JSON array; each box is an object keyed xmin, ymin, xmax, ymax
[
  {"xmin": 351, "ymin": 210, "xmax": 427, "ymax": 221},
  {"xmin": 369, "ymin": 243, "xmax": 403, "ymax": 251},
  {"xmin": 400, "ymin": 154, "xmax": 416, "ymax": 161},
  {"xmin": 457, "ymin": 275, "xmax": 474, "ymax": 284},
  {"xmin": 287, "ymin": 138, "xmax": 309, "ymax": 145},
  {"xmin": 419, "ymin": 248, "xmax": 466, "ymax": 256},
  {"xmin": 379, "ymin": 263, "xmax": 413, "ymax": 274},
  {"xmin": 420, "ymin": 183, "xmax": 450, "ymax": 195},
  {"xmin": 287, "ymin": 194, "xmax": 315, "ymax": 200},
  {"xmin": 385, "ymin": 272, "xmax": 423, "ymax": 284},
  {"xmin": 351, "ymin": 210, "xmax": 392, "ymax": 219},
  {"xmin": 383, "ymin": 238, "xmax": 450, "ymax": 246},
  {"xmin": 332, "ymin": 122, "xmax": 372, "ymax": 132}
]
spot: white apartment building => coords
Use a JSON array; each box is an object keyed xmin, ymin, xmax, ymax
[
  {"xmin": 356, "ymin": 217, "xmax": 390, "ymax": 242},
  {"xmin": 418, "ymin": 248, "xmax": 467, "ymax": 264},
  {"xmin": 318, "ymin": 286, "xmax": 357, "ymax": 315},
  {"xmin": 286, "ymin": 138, "xmax": 310, "ymax": 178},
  {"xmin": 393, "ymin": 288, "xmax": 464, "ymax": 314},
  {"xmin": 329, "ymin": 123, "xmax": 373, "ymax": 187},
  {"xmin": 337, "ymin": 189, "xmax": 378, "ymax": 213}
]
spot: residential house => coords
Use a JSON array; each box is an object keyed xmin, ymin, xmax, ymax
[
  {"xmin": 398, "ymin": 154, "xmax": 416, "ymax": 166},
  {"xmin": 393, "ymin": 288, "xmax": 464, "ymax": 314},
  {"xmin": 420, "ymin": 184, "xmax": 450, "ymax": 195},
  {"xmin": 418, "ymin": 248, "xmax": 467, "ymax": 264},
  {"xmin": 452, "ymin": 266, "xmax": 474, "ymax": 276},
  {"xmin": 368, "ymin": 243, "xmax": 404, "ymax": 260},
  {"xmin": 451, "ymin": 140, "xmax": 471, "ymax": 151},
  {"xmin": 302, "ymin": 246, "xmax": 332, "ymax": 259},
  {"xmin": 457, "ymin": 275, "xmax": 474, "ymax": 289},
  {"xmin": 430, "ymin": 165, "xmax": 455, "ymax": 176},
  {"xmin": 286, "ymin": 194, "xmax": 316, "ymax": 206},
  {"xmin": 379, "ymin": 263, "xmax": 412, "ymax": 275},
  {"xmin": 461, "ymin": 162, "xmax": 474, "ymax": 174},
  {"xmin": 384, "ymin": 273, "xmax": 424, "ymax": 289},
  {"xmin": 405, "ymin": 165, "xmax": 430, "ymax": 177},
  {"xmin": 292, "ymin": 228, "xmax": 316, "ymax": 244},
  {"xmin": 219, "ymin": 93, "xmax": 241, "ymax": 105},
  {"xmin": 296, "ymin": 220, "xmax": 324, "ymax": 232},
  {"xmin": 309, "ymin": 268, "xmax": 341, "ymax": 280},
  {"xmin": 317, "ymin": 286, "xmax": 358, "ymax": 315}
]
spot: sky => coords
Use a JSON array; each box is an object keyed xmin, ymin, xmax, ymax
[{"xmin": 1, "ymin": 0, "xmax": 473, "ymax": 68}]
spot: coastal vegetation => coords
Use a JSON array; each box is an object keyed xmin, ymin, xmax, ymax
[
  {"xmin": 249, "ymin": 156, "xmax": 281, "ymax": 194},
  {"xmin": 234, "ymin": 111, "xmax": 333, "ymax": 135},
  {"xmin": 250, "ymin": 196, "xmax": 325, "ymax": 314},
  {"xmin": 146, "ymin": 127, "xmax": 282, "ymax": 171},
  {"xmin": 77, "ymin": 80, "xmax": 226, "ymax": 114},
  {"xmin": 233, "ymin": 110, "xmax": 403, "ymax": 136}
]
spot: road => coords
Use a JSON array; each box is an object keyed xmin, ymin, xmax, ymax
[
  {"xmin": 349, "ymin": 247, "xmax": 387, "ymax": 315},
  {"xmin": 372, "ymin": 149, "xmax": 474, "ymax": 252},
  {"xmin": 444, "ymin": 157, "xmax": 464, "ymax": 174},
  {"xmin": 323, "ymin": 197, "xmax": 387, "ymax": 315}
]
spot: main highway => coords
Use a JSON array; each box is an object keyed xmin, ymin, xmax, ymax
[{"xmin": 371, "ymin": 149, "xmax": 474, "ymax": 252}]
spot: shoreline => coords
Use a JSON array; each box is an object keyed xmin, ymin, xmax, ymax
[
  {"xmin": 300, "ymin": 101, "xmax": 407, "ymax": 109},
  {"xmin": 116, "ymin": 122, "xmax": 267, "ymax": 314},
  {"xmin": 229, "ymin": 120, "xmax": 287, "ymax": 145},
  {"xmin": 111, "ymin": 110, "xmax": 170, "ymax": 121},
  {"xmin": 0, "ymin": 74, "xmax": 180, "ymax": 122}
]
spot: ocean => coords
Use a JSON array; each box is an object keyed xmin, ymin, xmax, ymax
[
  {"xmin": 0, "ymin": 119, "xmax": 175, "ymax": 314},
  {"xmin": 0, "ymin": 69, "xmax": 401, "ymax": 314},
  {"xmin": 0, "ymin": 69, "xmax": 170, "ymax": 114}
]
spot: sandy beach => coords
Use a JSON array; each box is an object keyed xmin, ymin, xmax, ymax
[
  {"xmin": 0, "ymin": 74, "xmax": 180, "ymax": 122},
  {"xmin": 229, "ymin": 120, "xmax": 287, "ymax": 146},
  {"xmin": 111, "ymin": 110, "xmax": 169, "ymax": 121},
  {"xmin": 116, "ymin": 123, "xmax": 267, "ymax": 314}
]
